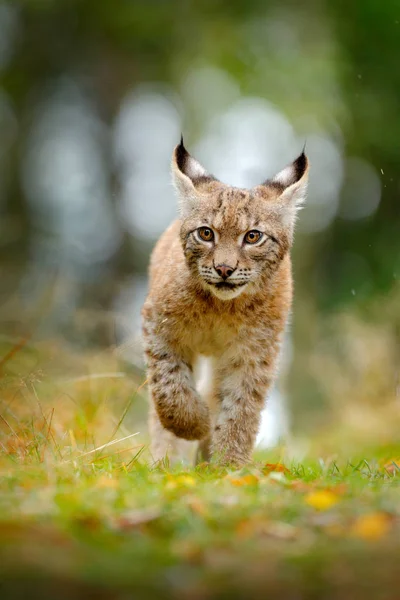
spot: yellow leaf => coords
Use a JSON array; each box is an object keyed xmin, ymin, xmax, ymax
[
  {"xmin": 165, "ymin": 475, "xmax": 196, "ymax": 491},
  {"xmin": 351, "ymin": 512, "xmax": 391, "ymax": 540},
  {"xmin": 227, "ymin": 474, "xmax": 259, "ymax": 487},
  {"xmin": 305, "ymin": 490, "xmax": 338, "ymax": 511},
  {"xmin": 176, "ymin": 475, "xmax": 196, "ymax": 487}
]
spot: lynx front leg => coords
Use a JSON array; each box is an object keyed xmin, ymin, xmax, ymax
[
  {"xmin": 211, "ymin": 356, "xmax": 274, "ymax": 467},
  {"xmin": 148, "ymin": 402, "xmax": 195, "ymax": 465},
  {"xmin": 145, "ymin": 341, "xmax": 210, "ymax": 442}
]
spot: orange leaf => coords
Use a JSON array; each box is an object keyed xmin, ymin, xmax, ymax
[
  {"xmin": 263, "ymin": 463, "xmax": 290, "ymax": 475},
  {"xmin": 383, "ymin": 458, "xmax": 400, "ymax": 475},
  {"xmin": 351, "ymin": 512, "xmax": 391, "ymax": 541},
  {"xmin": 227, "ymin": 474, "xmax": 259, "ymax": 487}
]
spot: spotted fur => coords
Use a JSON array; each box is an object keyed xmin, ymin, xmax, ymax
[{"xmin": 142, "ymin": 139, "xmax": 309, "ymax": 467}]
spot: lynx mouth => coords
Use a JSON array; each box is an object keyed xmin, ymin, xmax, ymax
[
  {"xmin": 213, "ymin": 282, "xmax": 247, "ymax": 290},
  {"xmin": 205, "ymin": 280, "xmax": 248, "ymax": 300}
]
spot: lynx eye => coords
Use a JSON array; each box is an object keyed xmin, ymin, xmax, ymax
[
  {"xmin": 244, "ymin": 230, "xmax": 263, "ymax": 244},
  {"xmin": 197, "ymin": 227, "xmax": 214, "ymax": 242}
]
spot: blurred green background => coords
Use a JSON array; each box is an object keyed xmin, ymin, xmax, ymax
[{"xmin": 0, "ymin": 0, "xmax": 399, "ymax": 444}]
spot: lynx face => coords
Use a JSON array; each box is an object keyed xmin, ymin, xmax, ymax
[
  {"xmin": 180, "ymin": 188, "xmax": 291, "ymax": 300},
  {"xmin": 173, "ymin": 139, "xmax": 309, "ymax": 301}
]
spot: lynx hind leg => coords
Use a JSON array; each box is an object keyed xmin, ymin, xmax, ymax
[{"xmin": 148, "ymin": 402, "xmax": 196, "ymax": 466}]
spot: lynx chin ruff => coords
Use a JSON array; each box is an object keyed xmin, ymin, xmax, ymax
[{"xmin": 142, "ymin": 138, "xmax": 309, "ymax": 467}]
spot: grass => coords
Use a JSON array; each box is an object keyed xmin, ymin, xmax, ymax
[{"xmin": 1, "ymin": 337, "xmax": 400, "ymax": 599}]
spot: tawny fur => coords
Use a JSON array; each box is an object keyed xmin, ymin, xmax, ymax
[{"xmin": 142, "ymin": 140, "xmax": 309, "ymax": 467}]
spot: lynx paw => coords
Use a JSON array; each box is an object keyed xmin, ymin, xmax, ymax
[{"xmin": 157, "ymin": 400, "xmax": 210, "ymax": 441}]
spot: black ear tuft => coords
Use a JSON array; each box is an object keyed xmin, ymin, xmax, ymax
[
  {"xmin": 292, "ymin": 151, "xmax": 308, "ymax": 183},
  {"xmin": 175, "ymin": 135, "xmax": 189, "ymax": 174},
  {"xmin": 173, "ymin": 137, "xmax": 217, "ymax": 185}
]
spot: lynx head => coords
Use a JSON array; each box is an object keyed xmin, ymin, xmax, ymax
[{"xmin": 172, "ymin": 138, "xmax": 309, "ymax": 301}]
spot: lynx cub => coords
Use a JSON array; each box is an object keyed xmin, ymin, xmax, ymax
[{"xmin": 142, "ymin": 139, "xmax": 308, "ymax": 467}]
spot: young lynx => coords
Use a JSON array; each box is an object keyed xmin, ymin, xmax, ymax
[{"xmin": 142, "ymin": 138, "xmax": 308, "ymax": 467}]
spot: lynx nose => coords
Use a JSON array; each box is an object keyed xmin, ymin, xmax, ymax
[{"xmin": 214, "ymin": 264, "xmax": 236, "ymax": 280}]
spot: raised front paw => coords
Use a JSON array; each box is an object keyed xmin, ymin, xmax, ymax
[{"xmin": 157, "ymin": 397, "xmax": 210, "ymax": 441}]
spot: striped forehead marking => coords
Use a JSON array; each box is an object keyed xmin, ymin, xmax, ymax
[{"xmin": 211, "ymin": 188, "xmax": 255, "ymax": 232}]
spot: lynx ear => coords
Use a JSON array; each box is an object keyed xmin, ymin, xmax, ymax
[
  {"xmin": 171, "ymin": 137, "xmax": 214, "ymax": 215},
  {"xmin": 270, "ymin": 151, "xmax": 309, "ymax": 213}
]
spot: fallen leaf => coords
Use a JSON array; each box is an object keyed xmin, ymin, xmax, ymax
[
  {"xmin": 177, "ymin": 474, "xmax": 197, "ymax": 487},
  {"xmin": 383, "ymin": 458, "xmax": 400, "ymax": 475},
  {"xmin": 305, "ymin": 490, "xmax": 339, "ymax": 511},
  {"xmin": 263, "ymin": 463, "xmax": 290, "ymax": 475},
  {"xmin": 165, "ymin": 474, "xmax": 197, "ymax": 490},
  {"xmin": 351, "ymin": 512, "xmax": 391, "ymax": 541},
  {"xmin": 227, "ymin": 474, "xmax": 259, "ymax": 487}
]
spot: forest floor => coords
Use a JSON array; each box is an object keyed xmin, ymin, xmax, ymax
[{"xmin": 1, "ymin": 337, "xmax": 400, "ymax": 599}]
